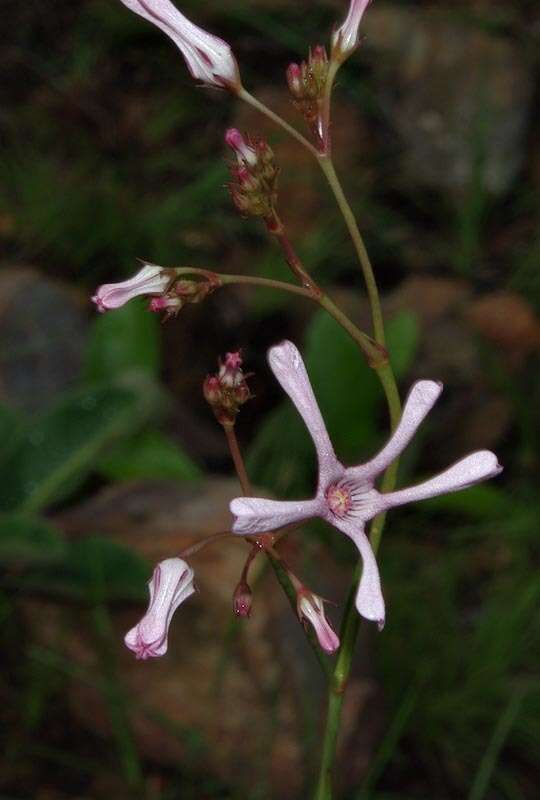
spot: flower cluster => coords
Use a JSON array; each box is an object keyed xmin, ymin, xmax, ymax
[
  {"xmin": 203, "ymin": 351, "xmax": 252, "ymax": 427},
  {"xmin": 287, "ymin": 46, "xmax": 329, "ymax": 146},
  {"xmin": 225, "ymin": 129, "xmax": 279, "ymax": 221}
]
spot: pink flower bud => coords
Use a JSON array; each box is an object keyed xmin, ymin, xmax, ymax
[
  {"xmin": 225, "ymin": 128, "xmax": 258, "ymax": 167},
  {"xmin": 298, "ymin": 592, "xmax": 340, "ymax": 654},
  {"xmin": 203, "ymin": 375, "xmax": 223, "ymax": 405},
  {"xmin": 332, "ymin": 0, "xmax": 372, "ymax": 60},
  {"xmin": 92, "ymin": 264, "xmax": 171, "ymax": 312},
  {"xmin": 218, "ymin": 350, "xmax": 244, "ymax": 387},
  {"xmin": 119, "ymin": 0, "xmax": 241, "ymax": 90},
  {"xmin": 125, "ymin": 558, "xmax": 195, "ymax": 660},
  {"xmin": 286, "ymin": 63, "xmax": 303, "ymax": 97},
  {"xmin": 233, "ymin": 580, "xmax": 253, "ymax": 617},
  {"xmin": 148, "ymin": 295, "xmax": 182, "ymax": 313}
]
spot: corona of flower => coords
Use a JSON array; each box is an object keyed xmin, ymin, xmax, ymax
[
  {"xmin": 92, "ymin": 263, "xmax": 172, "ymax": 311},
  {"xmin": 332, "ymin": 0, "xmax": 372, "ymax": 62},
  {"xmin": 119, "ymin": 0, "xmax": 241, "ymax": 90},
  {"xmin": 125, "ymin": 558, "xmax": 195, "ymax": 659},
  {"xmin": 230, "ymin": 341, "xmax": 502, "ymax": 629}
]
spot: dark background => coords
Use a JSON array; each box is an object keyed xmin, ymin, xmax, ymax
[{"xmin": 0, "ymin": 1, "xmax": 539, "ymax": 798}]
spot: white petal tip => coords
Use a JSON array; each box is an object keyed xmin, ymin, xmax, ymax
[
  {"xmin": 268, "ymin": 340, "xmax": 300, "ymax": 370},
  {"xmin": 412, "ymin": 379, "xmax": 444, "ymax": 405},
  {"xmin": 377, "ymin": 619, "xmax": 385, "ymax": 632}
]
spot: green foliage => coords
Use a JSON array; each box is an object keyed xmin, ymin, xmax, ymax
[
  {"xmin": 84, "ymin": 300, "xmax": 161, "ymax": 382},
  {"xmin": 0, "ymin": 515, "xmax": 66, "ymax": 567},
  {"xmin": 98, "ymin": 428, "xmax": 201, "ymax": 481},
  {"xmin": 0, "ymin": 379, "xmax": 161, "ymax": 514}
]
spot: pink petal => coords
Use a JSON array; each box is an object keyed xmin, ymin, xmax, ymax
[
  {"xmin": 332, "ymin": 0, "xmax": 372, "ymax": 55},
  {"xmin": 268, "ymin": 341, "xmax": 342, "ymax": 484},
  {"xmin": 380, "ymin": 451, "xmax": 503, "ymax": 510},
  {"xmin": 350, "ymin": 380, "xmax": 443, "ymax": 482},
  {"xmin": 92, "ymin": 264, "xmax": 171, "ymax": 311},
  {"xmin": 230, "ymin": 496, "xmax": 323, "ymax": 535},
  {"xmin": 330, "ymin": 517, "xmax": 385, "ymax": 628},
  {"xmin": 119, "ymin": 0, "xmax": 240, "ymax": 88}
]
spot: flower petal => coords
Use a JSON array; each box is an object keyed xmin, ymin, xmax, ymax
[
  {"xmin": 119, "ymin": 0, "xmax": 240, "ymax": 89},
  {"xmin": 330, "ymin": 517, "xmax": 385, "ymax": 628},
  {"xmin": 230, "ymin": 496, "xmax": 323, "ymax": 535},
  {"xmin": 379, "ymin": 450, "xmax": 503, "ymax": 510},
  {"xmin": 350, "ymin": 380, "xmax": 443, "ymax": 482},
  {"xmin": 268, "ymin": 341, "xmax": 341, "ymax": 484},
  {"xmin": 332, "ymin": 0, "xmax": 372, "ymax": 56},
  {"xmin": 298, "ymin": 594, "xmax": 340, "ymax": 654}
]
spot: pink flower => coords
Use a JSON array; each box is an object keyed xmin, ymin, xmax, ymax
[
  {"xmin": 125, "ymin": 558, "xmax": 195, "ymax": 659},
  {"xmin": 230, "ymin": 341, "xmax": 502, "ymax": 629},
  {"xmin": 119, "ymin": 0, "xmax": 241, "ymax": 90},
  {"xmin": 332, "ymin": 0, "xmax": 372, "ymax": 59},
  {"xmin": 298, "ymin": 591, "xmax": 340, "ymax": 654},
  {"xmin": 92, "ymin": 264, "xmax": 171, "ymax": 312}
]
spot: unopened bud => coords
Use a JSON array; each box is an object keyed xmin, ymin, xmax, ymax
[
  {"xmin": 286, "ymin": 63, "xmax": 303, "ymax": 98},
  {"xmin": 203, "ymin": 375, "xmax": 223, "ymax": 406},
  {"xmin": 297, "ymin": 590, "xmax": 339, "ymax": 654},
  {"xmin": 233, "ymin": 580, "xmax": 253, "ymax": 617}
]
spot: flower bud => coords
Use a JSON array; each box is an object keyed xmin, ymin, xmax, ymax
[
  {"xmin": 124, "ymin": 558, "xmax": 195, "ymax": 660},
  {"xmin": 286, "ymin": 46, "xmax": 329, "ymax": 150},
  {"xmin": 119, "ymin": 0, "xmax": 241, "ymax": 91},
  {"xmin": 233, "ymin": 580, "xmax": 253, "ymax": 617},
  {"xmin": 297, "ymin": 591, "xmax": 340, "ymax": 654}
]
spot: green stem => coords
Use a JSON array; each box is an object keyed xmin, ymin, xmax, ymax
[
  {"xmin": 317, "ymin": 156, "xmax": 386, "ymax": 347},
  {"xmin": 238, "ymin": 92, "xmax": 404, "ymax": 798},
  {"xmin": 238, "ymin": 88, "xmax": 319, "ymax": 158}
]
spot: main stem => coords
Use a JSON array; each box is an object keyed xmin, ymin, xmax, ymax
[{"xmin": 237, "ymin": 88, "xmax": 403, "ymax": 797}]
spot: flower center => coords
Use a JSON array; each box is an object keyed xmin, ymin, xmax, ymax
[{"xmin": 326, "ymin": 482, "xmax": 353, "ymax": 518}]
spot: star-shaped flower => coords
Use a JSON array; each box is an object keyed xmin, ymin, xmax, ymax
[{"xmin": 230, "ymin": 341, "xmax": 502, "ymax": 629}]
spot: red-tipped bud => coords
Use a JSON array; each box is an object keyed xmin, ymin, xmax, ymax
[
  {"xmin": 203, "ymin": 375, "xmax": 223, "ymax": 405},
  {"xmin": 233, "ymin": 580, "xmax": 253, "ymax": 617},
  {"xmin": 286, "ymin": 63, "xmax": 303, "ymax": 97}
]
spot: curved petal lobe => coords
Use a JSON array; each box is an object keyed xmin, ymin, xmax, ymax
[
  {"xmin": 380, "ymin": 450, "xmax": 503, "ymax": 510},
  {"xmin": 230, "ymin": 496, "xmax": 322, "ymax": 535},
  {"xmin": 268, "ymin": 341, "xmax": 341, "ymax": 483},
  {"xmin": 330, "ymin": 516, "xmax": 385, "ymax": 628},
  {"xmin": 350, "ymin": 380, "xmax": 443, "ymax": 482}
]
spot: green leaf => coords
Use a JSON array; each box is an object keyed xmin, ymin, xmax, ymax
[
  {"xmin": 34, "ymin": 537, "xmax": 149, "ymax": 602},
  {"xmin": 0, "ymin": 514, "xmax": 66, "ymax": 567},
  {"xmin": 0, "ymin": 403, "xmax": 23, "ymax": 470},
  {"xmin": 84, "ymin": 300, "xmax": 161, "ymax": 382},
  {"xmin": 420, "ymin": 484, "xmax": 512, "ymax": 519},
  {"xmin": 98, "ymin": 429, "xmax": 201, "ymax": 481},
  {"xmin": 0, "ymin": 378, "xmax": 162, "ymax": 514},
  {"xmin": 387, "ymin": 311, "xmax": 420, "ymax": 378}
]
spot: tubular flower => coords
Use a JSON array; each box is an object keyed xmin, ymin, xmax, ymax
[
  {"xmin": 92, "ymin": 264, "xmax": 172, "ymax": 312},
  {"xmin": 230, "ymin": 341, "xmax": 502, "ymax": 629},
  {"xmin": 332, "ymin": 0, "xmax": 372, "ymax": 62},
  {"xmin": 119, "ymin": 0, "xmax": 241, "ymax": 90},
  {"xmin": 298, "ymin": 591, "xmax": 340, "ymax": 654},
  {"xmin": 125, "ymin": 558, "xmax": 195, "ymax": 659}
]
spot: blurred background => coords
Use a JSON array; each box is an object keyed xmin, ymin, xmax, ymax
[{"xmin": 1, "ymin": 0, "xmax": 539, "ymax": 798}]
